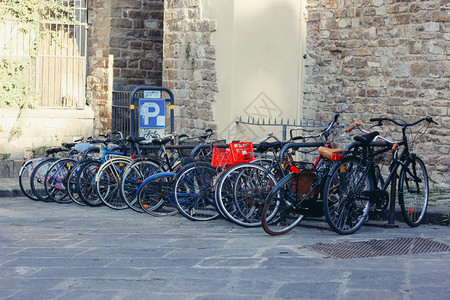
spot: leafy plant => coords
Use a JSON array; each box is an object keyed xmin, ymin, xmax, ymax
[{"xmin": 31, "ymin": 146, "xmax": 48, "ymax": 157}]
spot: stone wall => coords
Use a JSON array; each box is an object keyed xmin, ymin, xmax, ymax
[
  {"xmin": 303, "ymin": 0, "xmax": 450, "ymax": 187},
  {"xmin": 109, "ymin": 0, "xmax": 164, "ymax": 90},
  {"xmin": 86, "ymin": 0, "xmax": 114, "ymax": 134},
  {"xmin": 86, "ymin": 0, "xmax": 164, "ymax": 134},
  {"xmin": 163, "ymin": 0, "xmax": 218, "ymax": 136}
]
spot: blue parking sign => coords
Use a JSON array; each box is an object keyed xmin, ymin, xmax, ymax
[{"xmin": 139, "ymin": 99, "xmax": 166, "ymax": 129}]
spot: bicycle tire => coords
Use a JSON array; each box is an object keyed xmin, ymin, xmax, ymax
[
  {"xmin": 322, "ymin": 156, "xmax": 373, "ymax": 235},
  {"xmin": 120, "ymin": 158, "xmax": 161, "ymax": 212},
  {"xmin": 84, "ymin": 147, "xmax": 100, "ymax": 159},
  {"xmin": 399, "ymin": 155, "xmax": 429, "ymax": 227},
  {"xmin": 172, "ymin": 162, "xmax": 219, "ymax": 221},
  {"xmin": 137, "ymin": 172, "xmax": 179, "ymax": 217},
  {"xmin": 67, "ymin": 162, "xmax": 86, "ymax": 205},
  {"xmin": 215, "ymin": 163, "xmax": 278, "ymax": 227},
  {"xmin": 44, "ymin": 158, "xmax": 78, "ymax": 204},
  {"xmin": 30, "ymin": 157, "xmax": 59, "ymax": 202},
  {"xmin": 190, "ymin": 144, "xmax": 214, "ymax": 162},
  {"xmin": 95, "ymin": 158, "xmax": 131, "ymax": 210},
  {"xmin": 77, "ymin": 160, "xmax": 103, "ymax": 207},
  {"xmin": 261, "ymin": 173, "xmax": 305, "ymax": 235},
  {"xmin": 19, "ymin": 158, "xmax": 44, "ymax": 200}
]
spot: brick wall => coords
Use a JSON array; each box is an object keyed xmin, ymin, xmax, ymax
[
  {"xmin": 86, "ymin": 0, "xmax": 164, "ymax": 134},
  {"xmin": 303, "ymin": 0, "xmax": 450, "ymax": 187},
  {"xmin": 163, "ymin": 0, "xmax": 218, "ymax": 136},
  {"xmin": 109, "ymin": 0, "xmax": 164, "ymax": 90}
]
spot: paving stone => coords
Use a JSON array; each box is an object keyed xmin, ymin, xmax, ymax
[{"xmin": 0, "ymin": 196, "xmax": 449, "ymax": 299}]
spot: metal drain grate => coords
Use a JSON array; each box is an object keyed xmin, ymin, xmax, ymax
[{"xmin": 302, "ymin": 237, "xmax": 450, "ymax": 259}]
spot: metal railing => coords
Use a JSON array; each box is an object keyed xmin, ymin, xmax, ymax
[
  {"xmin": 236, "ymin": 116, "xmax": 332, "ymax": 141},
  {"xmin": 112, "ymin": 87, "xmax": 175, "ymax": 139}
]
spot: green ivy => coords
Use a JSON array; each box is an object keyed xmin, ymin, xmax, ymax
[
  {"xmin": 0, "ymin": 58, "xmax": 35, "ymax": 108},
  {"xmin": 0, "ymin": 0, "xmax": 76, "ymax": 108}
]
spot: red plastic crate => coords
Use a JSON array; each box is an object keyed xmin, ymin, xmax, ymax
[
  {"xmin": 211, "ymin": 147, "xmax": 231, "ymax": 168},
  {"xmin": 229, "ymin": 142, "xmax": 254, "ymax": 164},
  {"xmin": 211, "ymin": 142, "xmax": 254, "ymax": 168}
]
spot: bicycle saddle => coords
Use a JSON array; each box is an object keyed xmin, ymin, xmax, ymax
[
  {"xmin": 152, "ymin": 136, "xmax": 174, "ymax": 146},
  {"xmin": 46, "ymin": 147, "xmax": 66, "ymax": 155},
  {"xmin": 354, "ymin": 131, "xmax": 379, "ymax": 145},
  {"xmin": 62, "ymin": 143, "xmax": 77, "ymax": 149},
  {"xmin": 126, "ymin": 136, "xmax": 146, "ymax": 144},
  {"xmin": 318, "ymin": 146, "xmax": 343, "ymax": 161}
]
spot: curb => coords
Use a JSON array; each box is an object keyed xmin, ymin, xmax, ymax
[{"xmin": 0, "ymin": 185, "xmax": 23, "ymax": 198}]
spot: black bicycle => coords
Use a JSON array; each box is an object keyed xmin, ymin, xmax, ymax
[{"xmin": 322, "ymin": 116, "xmax": 438, "ymax": 235}]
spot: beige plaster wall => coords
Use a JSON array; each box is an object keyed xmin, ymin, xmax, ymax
[
  {"xmin": 203, "ymin": 0, "xmax": 306, "ymax": 142},
  {"xmin": 0, "ymin": 108, "xmax": 94, "ymax": 160}
]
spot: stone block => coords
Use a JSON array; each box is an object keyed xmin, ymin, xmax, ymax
[
  {"xmin": 392, "ymin": 14, "xmax": 410, "ymax": 25},
  {"xmin": 115, "ymin": 0, "xmax": 142, "ymax": 9},
  {"xmin": 432, "ymin": 11, "xmax": 450, "ymax": 22},
  {"xmin": 410, "ymin": 62, "xmax": 429, "ymax": 77},
  {"xmin": 110, "ymin": 18, "xmax": 133, "ymax": 28},
  {"xmin": 424, "ymin": 22, "xmax": 440, "ymax": 32}
]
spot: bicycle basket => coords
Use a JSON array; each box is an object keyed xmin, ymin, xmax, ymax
[
  {"xmin": 373, "ymin": 150, "xmax": 393, "ymax": 166},
  {"xmin": 229, "ymin": 142, "xmax": 254, "ymax": 164},
  {"xmin": 372, "ymin": 142, "xmax": 394, "ymax": 166},
  {"xmin": 211, "ymin": 142, "xmax": 254, "ymax": 168},
  {"xmin": 211, "ymin": 147, "xmax": 231, "ymax": 168}
]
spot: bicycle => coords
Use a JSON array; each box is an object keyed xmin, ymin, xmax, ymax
[
  {"xmin": 19, "ymin": 150, "xmax": 55, "ymax": 201},
  {"xmin": 121, "ymin": 129, "xmax": 216, "ymax": 213},
  {"xmin": 322, "ymin": 116, "xmax": 438, "ymax": 235},
  {"xmin": 75, "ymin": 133, "xmax": 129, "ymax": 207},
  {"xmin": 170, "ymin": 140, "xmax": 256, "ymax": 221},
  {"xmin": 66, "ymin": 133, "xmax": 121, "ymax": 205},
  {"xmin": 42, "ymin": 137, "xmax": 103, "ymax": 204},
  {"xmin": 261, "ymin": 114, "xmax": 343, "ymax": 235},
  {"xmin": 213, "ymin": 134, "xmax": 289, "ymax": 227},
  {"xmin": 28, "ymin": 145, "xmax": 78, "ymax": 202},
  {"xmin": 135, "ymin": 134, "xmax": 195, "ymax": 216}
]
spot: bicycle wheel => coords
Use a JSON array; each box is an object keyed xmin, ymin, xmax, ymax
[
  {"xmin": 172, "ymin": 162, "xmax": 219, "ymax": 221},
  {"xmin": 19, "ymin": 158, "xmax": 44, "ymax": 200},
  {"xmin": 322, "ymin": 156, "xmax": 373, "ymax": 235},
  {"xmin": 96, "ymin": 158, "xmax": 131, "ymax": 210},
  {"xmin": 67, "ymin": 162, "xmax": 85, "ymax": 205},
  {"xmin": 77, "ymin": 160, "xmax": 103, "ymax": 207},
  {"xmin": 215, "ymin": 163, "xmax": 278, "ymax": 227},
  {"xmin": 30, "ymin": 157, "xmax": 58, "ymax": 202},
  {"xmin": 399, "ymin": 155, "xmax": 429, "ymax": 227},
  {"xmin": 137, "ymin": 172, "xmax": 179, "ymax": 216},
  {"xmin": 44, "ymin": 158, "xmax": 77, "ymax": 204},
  {"xmin": 261, "ymin": 173, "xmax": 305, "ymax": 235},
  {"xmin": 120, "ymin": 158, "xmax": 161, "ymax": 212}
]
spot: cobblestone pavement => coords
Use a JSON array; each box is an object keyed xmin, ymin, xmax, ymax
[{"xmin": 1, "ymin": 196, "xmax": 450, "ymax": 300}]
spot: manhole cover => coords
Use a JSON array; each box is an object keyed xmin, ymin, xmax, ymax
[{"xmin": 301, "ymin": 237, "xmax": 450, "ymax": 259}]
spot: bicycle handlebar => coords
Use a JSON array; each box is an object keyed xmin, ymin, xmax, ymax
[
  {"xmin": 289, "ymin": 113, "xmax": 340, "ymax": 142},
  {"xmin": 321, "ymin": 113, "xmax": 340, "ymax": 139},
  {"xmin": 369, "ymin": 116, "xmax": 438, "ymax": 127},
  {"xmin": 179, "ymin": 129, "xmax": 214, "ymax": 142},
  {"xmin": 344, "ymin": 121, "xmax": 362, "ymax": 133}
]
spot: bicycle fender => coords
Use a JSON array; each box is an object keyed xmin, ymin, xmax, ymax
[{"xmin": 136, "ymin": 172, "xmax": 175, "ymax": 194}]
